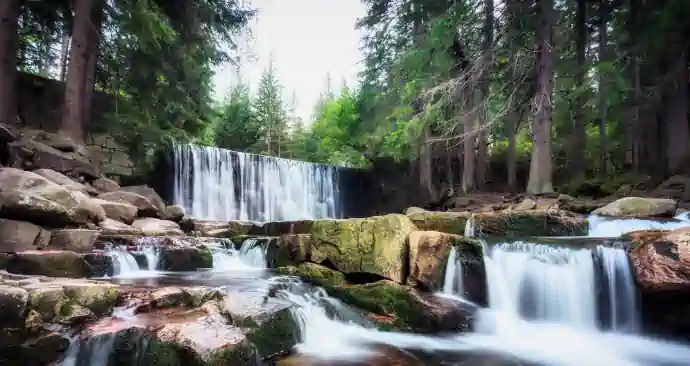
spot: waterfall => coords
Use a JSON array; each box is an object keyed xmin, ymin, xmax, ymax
[
  {"xmin": 210, "ymin": 238, "xmax": 268, "ymax": 271},
  {"xmin": 105, "ymin": 245, "xmax": 140, "ymax": 276},
  {"xmin": 139, "ymin": 244, "xmax": 160, "ymax": 271},
  {"xmin": 441, "ymin": 215, "xmax": 475, "ymax": 296},
  {"xmin": 481, "ymin": 241, "xmax": 638, "ymax": 332},
  {"xmin": 171, "ymin": 143, "xmax": 342, "ymax": 222}
]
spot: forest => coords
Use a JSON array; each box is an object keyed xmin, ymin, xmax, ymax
[{"xmin": 1, "ymin": 0, "xmax": 689, "ymax": 201}]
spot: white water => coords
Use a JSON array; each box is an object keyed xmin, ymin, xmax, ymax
[
  {"xmin": 210, "ymin": 238, "xmax": 268, "ymax": 271},
  {"xmin": 139, "ymin": 244, "xmax": 160, "ymax": 271},
  {"xmin": 104, "ymin": 245, "xmax": 140, "ymax": 276},
  {"xmin": 172, "ymin": 143, "xmax": 342, "ymax": 222},
  {"xmin": 588, "ymin": 212, "xmax": 690, "ymax": 237},
  {"xmin": 441, "ymin": 215, "xmax": 475, "ymax": 295}
]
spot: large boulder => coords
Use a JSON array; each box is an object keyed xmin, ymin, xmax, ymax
[
  {"xmin": 48, "ymin": 229, "xmax": 99, "ymax": 252},
  {"xmin": 98, "ymin": 190, "xmax": 161, "ymax": 218},
  {"xmin": 473, "ymin": 210, "xmax": 588, "ymax": 237},
  {"xmin": 131, "ymin": 218, "xmax": 184, "ymax": 236},
  {"xmin": 179, "ymin": 218, "xmax": 256, "ymax": 237},
  {"xmin": 626, "ymin": 228, "xmax": 690, "ymax": 339},
  {"xmin": 0, "ymin": 219, "xmax": 50, "ymax": 253},
  {"xmin": 118, "ymin": 185, "xmax": 166, "ymax": 215},
  {"xmin": 0, "ymin": 168, "xmax": 104, "ymax": 227},
  {"xmin": 32, "ymin": 169, "xmax": 92, "ymax": 194},
  {"xmin": 0, "ymin": 285, "xmax": 29, "ymax": 327},
  {"xmin": 309, "ymin": 214, "xmax": 417, "ymax": 283},
  {"xmin": 91, "ymin": 177, "xmax": 120, "ymax": 193},
  {"xmin": 89, "ymin": 198, "xmax": 137, "ymax": 224},
  {"xmin": 25, "ymin": 280, "xmax": 118, "ymax": 324},
  {"xmin": 159, "ymin": 246, "xmax": 213, "ymax": 271},
  {"xmin": 8, "ymin": 136, "xmax": 99, "ymax": 179},
  {"xmin": 276, "ymin": 264, "xmax": 475, "ymax": 333},
  {"xmin": 593, "ymin": 197, "xmax": 678, "ymax": 218},
  {"xmin": 7, "ymin": 251, "xmax": 94, "ymax": 278},
  {"xmin": 165, "ymin": 205, "xmax": 185, "ymax": 222},
  {"xmin": 407, "ymin": 211, "xmax": 471, "ymax": 235},
  {"xmin": 97, "ymin": 218, "xmax": 140, "ymax": 235}
]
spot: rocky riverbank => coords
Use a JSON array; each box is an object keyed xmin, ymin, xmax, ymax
[{"xmin": 1, "ymin": 152, "xmax": 690, "ymax": 364}]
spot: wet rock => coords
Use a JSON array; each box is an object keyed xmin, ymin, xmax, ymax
[
  {"xmin": 48, "ymin": 229, "xmax": 98, "ymax": 252},
  {"xmin": 593, "ymin": 197, "xmax": 677, "ymax": 218},
  {"xmin": 92, "ymin": 176, "xmax": 120, "ymax": 193},
  {"xmin": 32, "ymin": 168, "xmax": 91, "ymax": 194},
  {"xmin": 275, "ymin": 262, "xmax": 346, "ymax": 287},
  {"xmin": 24, "ymin": 280, "xmax": 117, "ymax": 324},
  {"xmin": 0, "ymin": 168, "xmax": 103, "ymax": 227},
  {"xmin": 7, "ymin": 250, "xmax": 93, "ymax": 278},
  {"xmin": 407, "ymin": 210, "xmax": 472, "ymax": 235},
  {"xmin": 98, "ymin": 190, "xmax": 160, "ymax": 218},
  {"xmin": 405, "ymin": 206, "xmax": 426, "ymax": 215},
  {"xmin": 0, "ymin": 285, "xmax": 28, "ymax": 327},
  {"xmin": 309, "ymin": 214, "xmax": 417, "ymax": 283},
  {"xmin": 250, "ymin": 220, "xmax": 314, "ymax": 236},
  {"xmin": 119, "ymin": 185, "xmax": 166, "ymax": 216},
  {"xmin": 276, "ymin": 345, "xmax": 425, "ymax": 366},
  {"xmin": 626, "ymin": 228, "xmax": 690, "ymax": 338},
  {"xmin": 330, "ymin": 280, "xmax": 475, "ymax": 333},
  {"xmin": 89, "ymin": 198, "xmax": 138, "ymax": 224},
  {"xmin": 153, "ymin": 302, "xmax": 259, "ymax": 365},
  {"xmin": 149, "ymin": 287, "xmax": 189, "ymax": 309},
  {"xmin": 222, "ymin": 293, "xmax": 299, "ymax": 357},
  {"xmin": 165, "ymin": 205, "xmax": 185, "ymax": 222},
  {"xmin": 8, "ymin": 136, "xmax": 99, "ymax": 179},
  {"xmin": 131, "ymin": 217, "xmax": 184, "ymax": 236},
  {"xmin": 98, "ymin": 218, "xmax": 141, "ymax": 235},
  {"xmin": 179, "ymin": 218, "xmax": 256, "ymax": 237},
  {"xmin": 474, "ymin": 209, "xmax": 587, "ymax": 237},
  {"xmin": 159, "ymin": 246, "xmax": 213, "ymax": 271},
  {"xmin": 513, "ymin": 198, "xmax": 537, "ymax": 211},
  {"xmin": 268, "ymin": 234, "xmax": 314, "ymax": 267},
  {"xmin": 407, "ymin": 231, "xmax": 461, "ymax": 291},
  {"xmin": 81, "ymin": 253, "xmax": 113, "ymax": 277},
  {"xmin": 0, "ymin": 219, "xmax": 48, "ymax": 252},
  {"xmin": 19, "ymin": 331, "xmax": 70, "ymax": 366}
]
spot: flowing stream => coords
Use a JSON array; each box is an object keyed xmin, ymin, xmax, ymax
[{"xmin": 64, "ymin": 215, "xmax": 690, "ymax": 365}]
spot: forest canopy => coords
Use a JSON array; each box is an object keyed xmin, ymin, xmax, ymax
[{"xmin": 2, "ymin": 0, "xmax": 689, "ymax": 198}]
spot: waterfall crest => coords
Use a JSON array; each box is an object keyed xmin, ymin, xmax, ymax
[{"xmin": 172, "ymin": 143, "xmax": 342, "ymax": 222}]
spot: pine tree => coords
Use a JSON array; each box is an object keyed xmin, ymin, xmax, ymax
[{"xmin": 253, "ymin": 60, "xmax": 288, "ymax": 156}]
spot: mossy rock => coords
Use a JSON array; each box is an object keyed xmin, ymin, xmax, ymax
[
  {"xmin": 159, "ymin": 246, "xmax": 213, "ymax": 271},
  {"xmin": 275, "ymin": 262, "xmax": 346, "ymax": 288},
  {"xmin": 8, "ymin": 251, "xmax": 94, "ymax": 278},
  {"xmin": 308, "ymin": 214, "xmax": 417, "ymax": 283},
  {"xmin": 474, "ymin": 210, "xmax": 588, "ymax": 237},
  {"xmin": 406, "ymin": 211, "xmax": 471, "ymax": 235}
]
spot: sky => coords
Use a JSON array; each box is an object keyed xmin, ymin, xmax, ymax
[{"xmin": 212, "ymin": 0, "xmax": 366, "ymax": 122}]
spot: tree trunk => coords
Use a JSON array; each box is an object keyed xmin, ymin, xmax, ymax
[
  {"xmin": 420, "ymin": 125, "xmax": 436, "ymax": 202},
  {"xmin": 461, "ymin": 94, "xmax": 476, "ymax": 193},
  {"xmin": 476, "ymin": 0, "xmax": 494, "ymax": 190},
  {"xmin": 626, "ymin": 0, "xmax": 641, "ymax": 172},
  {"xmin": 571, "ymin": 0, "xmax": 587, "ymax": 180},
  {"xmin": 59, "ymin": 13, "xmax": 71, "ymax": 82},
  {"xmin": 507, "ymin": 111, "xmax": 518, "ymax": 192},
  {"xmin": 0, "ymin": 0, "xmax": 21, "ymax": 127},
  {"xmin": 597, "ymin": 1, "xmax": 609, "ymax": 176},
  {"xmin": 81, "ymin": 0, "xmax": 104, "ymax": 137},
  {"xmin": 665, "ymin": 52, "xmax": 690, "ymax": 175},
  {"xmin": 60, "ymin": 0, "xmax": 94, "ymax": 144},
  {"xmin": 526, "ymin": 0, "xmax": 555, "ymax": 194}
]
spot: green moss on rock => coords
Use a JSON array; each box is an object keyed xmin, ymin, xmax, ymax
[
  {"xmin": 308, "ymin": 214, "xmax": 417, "ymax": 283},
  {"xmin": 275, "ymin": 262, "xmax": 346, "ymax": 287},
  {"xmin": 406, "ymin": 211, "xmax": 471, "ymax": 235}
]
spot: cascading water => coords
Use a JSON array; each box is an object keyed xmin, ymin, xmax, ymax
[
  {"xmin": 104, "ymin": 244, "xmax": 140, "ymax": 276},
  {"xmin": 172, "ymin": 143, "xmax": 342, "ymax": 222},
  {"xmin": 441, "ymin": 215, "xmax": 475, "ymax": 296}
]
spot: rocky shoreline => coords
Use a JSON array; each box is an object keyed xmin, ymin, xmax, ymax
[{"xmin": 0, "ymin": 152, "xmax": 689, "ymax": 364}]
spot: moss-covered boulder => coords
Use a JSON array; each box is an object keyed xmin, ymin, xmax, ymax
[
  {"xmin": 159, "ymin": 246, "xmax": 213, "ymax": 271},
  {"xmin": 275, "ymin": 262, "xmax": 346, "ymax": 288},
  {"xmin": 7, "ymin": 251, "xmax": 94, "ymax": 278},
  {"xmin": 309, "ymin": 214, "xmax": 417, "ymax": 283},
  {"xmin": 221, "ymin": 294, "xmax": 299, "ymax": 358},
  {"xmin": 329, "ymin": 280, "xmax": 474, "ymax": 333},
  {"xmin": 0, "ymin": 285, "xmax": 28, "ymax": 327},
  {"xmin": 593, "ymin": 197, "xmax": 678, "ymax": 218},
  {"xmin": 267, "ymin": 234, "xmax": 314, "ymax": 268},
  {"xmin": 407, "ymin": 211, "xmax": 471, "ymax": 235},
  {"xmin": 473, "ymin": 210, "xmax": 588, "ymax": 237},
  {"xmin": 24, "ymin": 280, "xmax": 117, "ymax": 325}
]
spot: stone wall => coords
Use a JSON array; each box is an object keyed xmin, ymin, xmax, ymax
[{"xmin": 14, "ymin": 72, "xmax": 134, "ymax": 181}]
